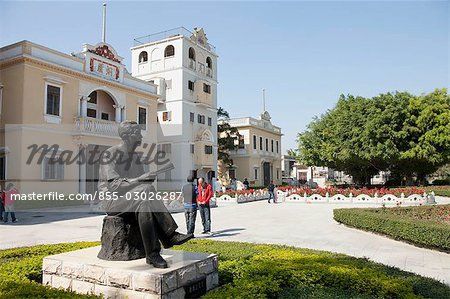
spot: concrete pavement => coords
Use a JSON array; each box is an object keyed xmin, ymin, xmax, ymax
[{"xmin": 1, "ymin": 198, "xmax": 449, "ymax": 285}]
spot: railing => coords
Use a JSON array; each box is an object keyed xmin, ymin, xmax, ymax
[
  {"xmin": 206, "ymin": 67, "xmax": 212, "ymax": 78},
  {"xmin": 189, "ymin": 59, "xmax": 196, "ymax": 70},
  {"xmin": 74, "ymin": 117, "xmax": 119, "ymax": 137},
  {"xmin": 133, "ymin": 27, "xmax": 217, "ymax": 54}
]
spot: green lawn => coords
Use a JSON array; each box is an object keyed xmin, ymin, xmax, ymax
[
  {"xmin": 334, "ymin": 205, "xmax": 450, "ymax": 252},
  {"xmin": 427, "ymin": 185, "xmax": 450, "ymax": 197},
  {"xmin": 1, "ymin": 240, "xmax": 450, "ymax": 298}
]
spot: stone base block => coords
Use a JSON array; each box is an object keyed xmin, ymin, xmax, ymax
[{"xmin": 42, "ymin": 246, "xmax": 219, "ymax": 299}]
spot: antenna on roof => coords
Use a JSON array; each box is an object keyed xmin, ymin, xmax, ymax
[{"xmin": 102, "ymin": 3, "xmax": 107, "ymax": 43}]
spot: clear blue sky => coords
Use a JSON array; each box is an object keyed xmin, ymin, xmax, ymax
[{"xmin": 1, "ymin": 1, "xmax": 448, "ymax": 152}]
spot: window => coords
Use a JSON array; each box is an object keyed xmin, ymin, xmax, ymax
[
  {"xmin": 188, "ymin": 47, "xmax": 196, "ymax": 60},
  {"xmin": 271, "ymin": 140, "xmax": 274, "ymax": 152},
  {"xmin": 203, "ymin": 83, "xmax": 211, "ymax": 94},
  {"xmin": 259, "ymin": 137, "xmax": 263, "ymax": 150},
  {"xmin": 276, "ymin": 141, "xmax": 279, "ymax": 153},
  {"xmin": 164, "ymin": 45, "xmax": 175, "ymax": 57},
  {"xmin": 87, "ymin": 108, "xmax": 97, "ymax": 118},
  {"xmin": 253, "ymin": 135, "xmax": 257, "ymax": 149},
  {"xmin": 101, "ymin": 112, "xmax": 109, "ymax": 120},
  {"xmin": 188, "ymin": 80, "xmax": 195, "ymax": 91},
  {"xmin": 229, "ymin": 169, "xmax": 236, "ymax": 180},
  {"xmin": 207, "ymin": 117, "xmax": 212, "ymax": 126},
  {"xmin": 0, "ymin": 156, "xmax": 6, "ymax": 180},
  {"xmin": 190, "ymin": 112, "xmax": 195, "ymax": 122},
  {"xmin": 205, "ymin": 145, "xmax": 213, "ymax": 154},
  {"xmin": 238, "ymin": 134, "xmax": 245, "ymax": 149},
  {"xmin": 162, "ymin": 111, "xmax": 171, "ymax": 122},
  {"xmin": 46, "ymin": 85, "xmax": 61, "ymax": 116},
  {"xmin": 254, "ymin": 168, "xmax": 258, "ymax": 180},
  {"xmin": 265, "ymin": 138, "xmax": 268, "ymax": 151},
  {"xmin": 139, "ymin": 51, "xmax": 148, "ymax": 63},
  {"xmin": 198, "ymin": 114, "xmax": 205, "ymax": 124},
  {"xmin": 43, "ymin": 156, "xmax": 64, "ymax": 180},
  {"xmin": 190, "ymin": 144, "xmax": 195, "ymax": 154},
  {"xmin": 138, "ymin": 106, "xmax": 147, "ymax": 130},
  {"xmin": 277, "ymin": 169, "xmax": 279, "ymax": 180},
  {"xmin": 206, "ymin": 57, "xmax": 212, "ymax": 69}
]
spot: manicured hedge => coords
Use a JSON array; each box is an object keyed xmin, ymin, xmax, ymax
[
  {"xmin": 2, "ymin": 240, "xmax": 450, "ymax": 298},
  {"xmin": 0, "ymin": 242, "xmax": 100, "ymax": 298},
  {"xmin": 333, "ymin": 206, "xmax": 450, "ymax": 252}
]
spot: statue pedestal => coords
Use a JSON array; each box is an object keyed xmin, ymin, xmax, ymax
[{"xmin": 42, "ymin": 246, "xmax": 219, "ymax": 299}]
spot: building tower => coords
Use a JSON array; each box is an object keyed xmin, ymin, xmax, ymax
[{"xmin": 131, "ymin": 27, "xmax": 218, "ymax": 190}]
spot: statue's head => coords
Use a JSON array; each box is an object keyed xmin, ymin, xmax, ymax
[{"xmin": 118, "ymin": 121, "xmax": 143, "ymax": 148}]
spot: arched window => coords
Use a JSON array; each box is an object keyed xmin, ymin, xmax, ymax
[
  {"xmin": 164, "ymin": 45, "xmax": 175, "ymax": 57},
  {"xmin": 138, "ymin": 51, "xmax": 148, "ymax": 63},
  {"xmin": 188, "ymin": 47, "xmax": 196, "ymax": 61},
  {"xmin": 206, "ymin": 57, "xmax": 212, "ymax": 69}
]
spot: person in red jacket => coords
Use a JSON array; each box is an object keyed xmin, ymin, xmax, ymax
[{"xmin": 197, "ymin": 177, "xmax": 212, "ymax": 234}]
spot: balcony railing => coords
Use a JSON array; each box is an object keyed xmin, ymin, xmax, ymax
[
  {"xmin": 189, "ymin": 59, "xmax": 196, "ymax": 70},
  {"xmin": 206, "ymin": 67, "xmax": 212, "ymax": 78},
  {"xmin": 74, "ymin": 117, "xmax": 119, "ymax": 137},
  {"xmin": 134, "ymin": 27, "xmax": 217, "ymax": 54}
]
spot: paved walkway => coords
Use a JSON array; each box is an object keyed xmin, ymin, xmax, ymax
[{"xmin": 1, "ymin": 198, "xmax": 449, "ymax": 285}]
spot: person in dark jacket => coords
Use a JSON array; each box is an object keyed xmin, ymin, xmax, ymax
[
  {"xmin": 243, "ymin": 178, "xmax": 250, "ymax": 190},
  {"xmin": 182, "ymin": 175, "xmax": 198, "ymax": 235},
  {"xmin": 267, "ymin": 181, "xmax": 275, "ymax": 203}
]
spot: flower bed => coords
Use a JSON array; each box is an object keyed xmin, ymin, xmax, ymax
[
  {"xmin": 278, "ymin": 186, "xmax": 428, "ymax": 205},
  {"xmin": 215, "ymin": 189, "xmax": 269, "ymax": 204}
]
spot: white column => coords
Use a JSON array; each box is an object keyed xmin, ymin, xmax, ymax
[
  {"xmin": 80, "ymin": 96, "xmax": 89, "ymax": 117},
  {"xmin": 114, "ymin": 105, "xmax": 122, "ymax": 123}
]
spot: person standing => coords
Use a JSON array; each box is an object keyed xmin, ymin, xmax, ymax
[
  {"xmin": 3, "ymin": 183, "xmax": 18, "ymax": 223},
  {"xmin": 267, "ymin": 181, "xmax": 275, "ymax": 204},
  {"xmin": 243, "ymin": 178, "xmax": 249, "ymax": 190},
  {"xmin": 0, "ymin": 188, "xmax": 4, "ymax": 222},
  {"xmin": 197, "ymin": 177, "xmax": 212, "ymax": 234},
  {"xmin": 182, "ymin": 175, "xmax": 198, "ymax": 235}
]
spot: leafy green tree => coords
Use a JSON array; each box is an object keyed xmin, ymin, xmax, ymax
[
  {"xmin": 297, "ymin": 89, "xmax": 450, "ymax": 185},
  {"xmin": 217, "ymin": 107, "xmax": 239, "ymax": 167}
]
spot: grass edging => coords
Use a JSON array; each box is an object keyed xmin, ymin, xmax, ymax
[
  {"xmin": 1, "ymin": 240, "xmax": 450, "ymax": 298},
  {"xmin": 333, "ymin": 207, "xmax": 450, "ymax": 252}
]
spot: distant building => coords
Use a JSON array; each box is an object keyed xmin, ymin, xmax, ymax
[
  {"xmin": 224, "ymin": 111, "xmax": 282, "ymax": 187},
  {"xmin": 0, "ymin": 40, "xmax": 158, "ymax": 194},
  {"xmin": 131, "ymin": 27, "xmax": 218, "ymax": 190}
]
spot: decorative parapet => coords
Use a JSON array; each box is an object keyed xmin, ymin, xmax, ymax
[
  {"xmin": 215, "ymin": 190, "xmax": 269, "ymax": 204},
  {"xmin": 281, "ymin": 191, "xmax": 427, "ymax": 205}
]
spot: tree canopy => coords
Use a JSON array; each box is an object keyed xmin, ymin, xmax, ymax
[
  {"xmin": 217, "ymin": 107, "xmax": 239, "ymax": 167},
  {"xmin": 296, "ymin": 89, "xmax": 450, "ymax": 185}
]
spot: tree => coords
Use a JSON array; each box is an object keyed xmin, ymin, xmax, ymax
[
  {"xmin": 296, "ymin": 89, "xmax": 450, "ymax": 186},
  {"xmin": 217, "ymin": 107, "xmax": 239, "ymax": 167}
]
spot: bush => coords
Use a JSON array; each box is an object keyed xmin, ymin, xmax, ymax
[
  {"xmin": 0, "ymin": 242, "xmax": 100, "ymax": 298},
  {"xmin": 2, "ymin": 240, "xmax": 450, "ymax": 298},
  {"xmin": 174, "ymin": 240, "xmax": 450, "ymax": 298},
  {"xmin": 432, "ymin": 179, "xmax": 450, "ymax": 186},
  {"xmin": 333, "ymin": 206, "xmax": 450, "ymax": 252}
]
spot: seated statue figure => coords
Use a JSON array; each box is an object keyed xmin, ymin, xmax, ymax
[{"xmin": 97, "ymin": 121, "xmax": 193, "ymax": 268}]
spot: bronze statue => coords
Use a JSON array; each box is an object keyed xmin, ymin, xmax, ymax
[{"xmin": 97, "ymin": 121, "xmax": 192, "ymax": 268}]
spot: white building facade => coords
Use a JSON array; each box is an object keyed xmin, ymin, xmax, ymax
[{"xmin": 131, "ymin": 27, "xmax": 218, "ymax": 190}]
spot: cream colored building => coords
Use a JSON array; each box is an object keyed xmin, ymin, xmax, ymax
[
  {"xmin": 225, "ymin": 111, "xmax": 282, "ymax": 187},
  {"xmin": 0, "ymin": 40, "xmax": 159, "ymax": 195}
]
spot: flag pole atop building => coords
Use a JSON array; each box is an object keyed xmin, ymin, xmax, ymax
[
  {"xmin": 102, "ymin": 3, "xmax": 107, "ymax": 43},
  {"xmin": 262, "ymin": 88, "xmax": 266, "ymax": 112}
]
